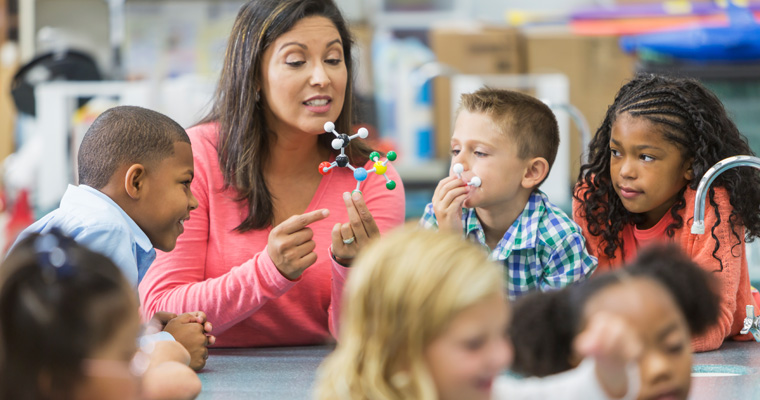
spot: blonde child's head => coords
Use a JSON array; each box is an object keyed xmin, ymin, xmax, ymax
[
  {"xmin": 78, "ymin": 105, "xmax": 198, "ymax": 252},
  {"xmin": 315, "ymin": 225, "xmax": 508, "ymax": 400},
  {"xmin": 576, "ymin": 73, "xmax": 760, "ymax": 266}
]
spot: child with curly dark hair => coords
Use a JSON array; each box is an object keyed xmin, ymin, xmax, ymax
[
  {"xmin": 510, "ymin": 244, "xmax": 721, "ymax": 400},
  {"xmin": 574, "ymin": 73, "xmax": 760, "ymax": 351}
]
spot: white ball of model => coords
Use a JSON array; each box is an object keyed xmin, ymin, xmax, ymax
[{"xmin": 452, "ymin": 163, "xmax": 481, "ymax": 187}]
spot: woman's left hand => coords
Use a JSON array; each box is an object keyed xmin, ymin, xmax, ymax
[{"xmin": 331, "ymin": 191, "xmax": 380, "ymax": 266}]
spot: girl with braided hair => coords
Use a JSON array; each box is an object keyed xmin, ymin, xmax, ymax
[{"xmin": 573, "ymin": 73, "xmax": 760, "ymax": 351}]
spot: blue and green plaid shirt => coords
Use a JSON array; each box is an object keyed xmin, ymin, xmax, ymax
[{"xmin": 420, "ymin": 190, "xmax": 597, "ymax": 299}]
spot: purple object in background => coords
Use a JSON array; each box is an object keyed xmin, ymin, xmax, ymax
[
  {"xmin": 619, "ymin": 4, "xmax": 760, "ymax": 62},
  {"xmin": 572, "ymin": 2, "xmax": 748, "ymax": 20}
]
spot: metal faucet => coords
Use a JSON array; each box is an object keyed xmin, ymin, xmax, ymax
[
  {"xmin": 541, "ymin": 101, "xmax": 592, "ymax": 164},
  {"xmin": 691, "ymin": 155, "xmax": 760, "ymax": 234},
  {"xmin": 740, "ymin": 305, "xmax": 760, "ymax": 341},
  {"xmin": 409, "ymin": 61, "xmax": 460, "ymax": 87}
]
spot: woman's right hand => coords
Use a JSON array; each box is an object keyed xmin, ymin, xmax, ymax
[
  {"xmin": 432, "ymin": 175, "xmax": 468, "ymax": 232},
  {"xmin": 330, "ymin": 191, "xmax": 381, "ymax": 266},
  {"xmin": 267, "ymin": 209, "xmax": 331, "ymax": 280}
]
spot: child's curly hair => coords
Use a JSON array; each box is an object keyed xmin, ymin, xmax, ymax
[{"xmin": 575, "ymin": 73, "xmax": 760, "ymax": 269}]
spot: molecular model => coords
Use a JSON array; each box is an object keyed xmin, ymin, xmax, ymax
[
  {"xmin": 318, "ymin": 121, "xmax": 398, "ymax": 193},
  {"xmin": 453, "ymin": 163, "xmax": 481, "ymax": 187}
]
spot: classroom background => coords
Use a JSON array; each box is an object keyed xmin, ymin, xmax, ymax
[{"xmin": 0, "ymin": 0, "xmax": 759, "ymax": 281}]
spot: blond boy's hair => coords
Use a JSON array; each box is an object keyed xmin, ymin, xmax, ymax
[
  {"xmin": 314, "ymin": 225, "xmax": 505, "ymax": 400},
  {"xmin": 459, "ymin": 87, "xmax": 559, "ymax": 171}
]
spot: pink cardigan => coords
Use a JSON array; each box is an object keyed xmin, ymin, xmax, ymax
[
  {"xmin": 574, "ymin": 185, "xmax": 757, "ymax": 351},
  {"xmin": 138, "ymin": 123, "xmax": 406, "ymax": 347}
]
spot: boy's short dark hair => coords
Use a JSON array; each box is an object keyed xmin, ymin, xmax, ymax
[
  {"xmin": 77, "ymin": 105, "xmax": 190, "ymax": 189},
  {"xmin": 459, "ymin": 88, "xmax": 560, "ymax": 171}
]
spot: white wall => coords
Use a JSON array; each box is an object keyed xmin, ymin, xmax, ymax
[{"xmin": 35, "ymin": 0, "xmax": 111, "ymax": 71}]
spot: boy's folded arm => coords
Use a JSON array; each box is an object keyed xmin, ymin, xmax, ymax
[
  {"xmin": 142, "ymin": 341, "xmax": 201, "ymax": 400},
  {"xmin": 419, "ymin": 202, "xmax": 440, "ymax": 230},
  {"xmin": 539, "ymin": 232, "xmax": 597, "ymax": 290},
  {"xmin": 147, "ymin": 340, "xmax": 192, "ymax": 367},
  {"xmin": 141, "ymin": 359, "xmax": 201, "ymax": 400}
]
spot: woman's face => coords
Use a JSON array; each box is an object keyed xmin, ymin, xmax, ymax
[
  {"xmin": 261, "ymin": 16, "xmax": 347, "ymax": 137},
  {"xmin": 424, "ymin": 294, "xmax": 512, "ymax": 400},
  {"xmin": 584, "ymin": 278, "xmax": 692, "ymax": 400}
]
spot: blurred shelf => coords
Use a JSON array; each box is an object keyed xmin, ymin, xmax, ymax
[{"xmin": 395, "ymin": 159, "xmax": 448, "ymax": 187}]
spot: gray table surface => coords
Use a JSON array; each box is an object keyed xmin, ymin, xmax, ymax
[
  {"xmin": 197, "ymin": 345, "xmax": 332, "ymax": 400},
  {"xmin": 197, "ymin": 341, "xmax": 760, "ymax": 399},
  {"xmin": 691, "ymin": 341, "xmax": 760, "ymax": 399}
]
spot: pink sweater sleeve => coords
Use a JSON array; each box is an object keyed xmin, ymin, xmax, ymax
[{"xmin": 328, "ymin": 250, "xmax": 350, "ymax": 338}]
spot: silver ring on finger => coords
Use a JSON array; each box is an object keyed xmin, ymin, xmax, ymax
[{"xmin": 342, "ymin": 236, "xmax": 355, "ymax": 245}]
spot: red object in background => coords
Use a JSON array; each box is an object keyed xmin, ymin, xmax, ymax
[
  {"xmin": 571, "ymin": 11, "xmax": 760, "ymax": 36},
  {"xmin": 4, "ymin": 189, "xmax": 34, "ymax": 254}
]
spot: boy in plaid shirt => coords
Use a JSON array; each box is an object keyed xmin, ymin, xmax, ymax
[{"xmin": 420, "ymin": 88, "xmax": 596, "ymax": 299}]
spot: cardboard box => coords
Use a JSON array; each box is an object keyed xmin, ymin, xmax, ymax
[
  {"xmin": 429, "ymin": 25, "xmax": 526, "ymax": 158},
  {"xmin": 525, "ymin": 27, "xmax": 636, "ymax": 183},
  {"xmin": 349, "ymin": 22, "xmax": 374, "ymax": 98}
]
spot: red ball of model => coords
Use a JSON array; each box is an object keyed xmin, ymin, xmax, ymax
[{"xmin": 318, "ymin": 161, "xmax": 333, "ymax": 175}]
